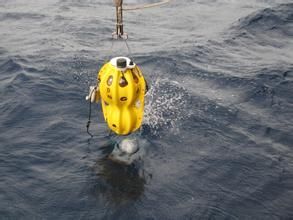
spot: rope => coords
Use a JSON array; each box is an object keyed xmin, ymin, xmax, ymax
[
  {"xmin": 123, "ymin": 0, "xmax": 171, "ymax": 11},
  {"xmin": 86, "ymin": 101, "xmax": 93, "ymax": 137},
  {"xmin": 86, "ymin": 87, "xmax": 97, "ymax": 138},
  {"xmin": 124, "ymin": 39, "xmax": 133, "ymax": 61},
  {"xmin": 106, "ymin": 37, "xmax": 115, "ymax": 62}
]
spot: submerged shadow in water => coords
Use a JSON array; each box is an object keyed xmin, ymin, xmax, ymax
[{"xmin": 92, "ymin": 153, "xmax": 146, "ymax": 205}]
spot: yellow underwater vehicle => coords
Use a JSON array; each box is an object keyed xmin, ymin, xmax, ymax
[
  {"xmin": 85, "ymin": 0, "xmax": 169, "ymax": 163},
  {"xmin": 86, "ymin": 57, "xmax": 147, "ymax": 136}
]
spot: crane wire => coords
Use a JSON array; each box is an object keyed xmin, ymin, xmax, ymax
[{"xmin": 118, "ymin": 0, "xmax": 172, "ymax": 59}]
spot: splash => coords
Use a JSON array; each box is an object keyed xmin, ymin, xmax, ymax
[
  {"xmin": 143, "ymin": 77, "xmax": 191, "ymax": 136},
  {"xmin": 70, "ymin": 56, "xmax": 99, "ymax": 92}
]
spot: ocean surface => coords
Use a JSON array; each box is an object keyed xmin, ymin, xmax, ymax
[{"xmin": 1, "ymin": 0, "xmax": 293, "ymax": 219}]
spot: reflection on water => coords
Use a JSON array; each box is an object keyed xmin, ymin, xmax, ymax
[{"xmin": 92, "ymin": 154, "xmax": 147, "ymax": 205}]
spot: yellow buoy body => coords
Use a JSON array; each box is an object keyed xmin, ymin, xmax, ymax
[{"xmin": 97, "ymin": 57, "xmax": 146, "ymax": 135}]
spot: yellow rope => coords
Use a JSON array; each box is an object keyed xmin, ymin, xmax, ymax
[{"xmin": 123, "ymin": 0, "xmax": 171, "ymax": 11}]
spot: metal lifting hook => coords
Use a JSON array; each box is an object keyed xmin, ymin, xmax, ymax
[{"xmin": 113, "ymin": 0, "xmax": 128, "ymax": 39}]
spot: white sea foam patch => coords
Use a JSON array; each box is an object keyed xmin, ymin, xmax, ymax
[{"xmin": 143, "ymin": 78, "xmax": 191, "ymax": 136}]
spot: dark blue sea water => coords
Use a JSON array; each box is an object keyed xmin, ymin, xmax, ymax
[{"xmin": 1, "ymin": 0, "xmax": 293, "ymax": 219}]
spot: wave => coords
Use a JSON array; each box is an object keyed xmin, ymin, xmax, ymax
[
  {"xmin": 231, "ymin": 3, "xmax": 293, "ymax": 37},
  {"xmin": 0, "ymin": 12, "xmax": 46, "ymax": 21},
  {"xmin": 0, "ymin": 58, "xmax": 23, "ymax": 76}
]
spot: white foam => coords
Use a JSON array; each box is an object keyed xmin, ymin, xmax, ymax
[{"xmin": 143, "ymin": 77, "xmax": 191, "ymax": 136}]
